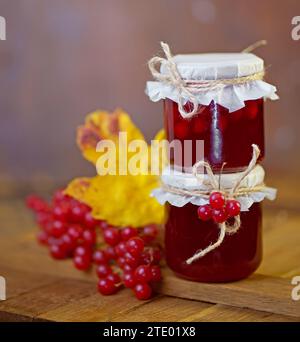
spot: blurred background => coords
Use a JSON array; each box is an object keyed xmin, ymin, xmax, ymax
[{"xmin": 0, "ymin": 0, "xmax": 299, "ymax": 195}]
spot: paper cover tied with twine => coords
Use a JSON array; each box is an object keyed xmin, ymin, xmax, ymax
[
  {"xmin": 152, "ymin": 144, "xmax": 277, "ymax": 212},
  {"xmin": 146, "ymin": 42, "xmax": 278, "ymax": 117},
  {"xmin": 152, "ymin": 164, "xmax": 276, "ymax": 212}
]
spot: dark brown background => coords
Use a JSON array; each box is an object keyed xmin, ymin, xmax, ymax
[{"xmin": 0, "ymin": 0, "xmax": 299, "ymax": 189}]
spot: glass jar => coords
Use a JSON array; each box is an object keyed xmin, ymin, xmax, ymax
[
  {"xmin": 165, "ymin": 202, "xmax": 262, "ymax": 282},
  {"xmin": 146, "ymin": 46, "xmax": 278, "ymax": 283},
  {"xmin": 164, "ymin": 98, "xmax": 264, "ymax": 172}
]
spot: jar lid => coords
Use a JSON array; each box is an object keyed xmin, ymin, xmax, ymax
[
  {"xmin": 151, "ymin": 165, "xmax": 277, "ymax": 211},
  {"xmin": 161, "ymin": 53, "xmax": 264, "ymax": 80},
  {"xmin": 146, "ymin": 42, "xmax": 278, "ymax": 113}
]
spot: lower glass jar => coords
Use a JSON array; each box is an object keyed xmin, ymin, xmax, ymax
[{"xmin": 164, "ymin": 202, "xmax": 262, "ymax": 282}]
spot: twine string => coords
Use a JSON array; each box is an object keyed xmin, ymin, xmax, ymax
[
  {"xmin": 148, "ymin": 41, "xmax": 265, "ymax": 118},
  {"xmin": 148, "ymin": 42, "xmax": 199, "ymax": 118},
  {"xmin": 242, "ymin": 39, "xmax": 267, "ymax": 53}
]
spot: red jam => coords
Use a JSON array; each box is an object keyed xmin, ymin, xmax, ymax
[
  {"xmin": 165, "ymin": 202, "xmax": 262, "ymax": 282},
  {"xmin": 164, "ymin": 98, "xmax": 264, "ymax": 172},
  {"xmin": 163, "ymin": 98, "xmax": 264, "ymax": 282}
]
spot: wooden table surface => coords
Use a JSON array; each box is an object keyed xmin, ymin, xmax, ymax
[{"xmin": 0, "ymin": 177, "xmax": 300, "ymax": 322}]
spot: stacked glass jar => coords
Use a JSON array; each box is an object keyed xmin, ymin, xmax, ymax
[{"xmin": 146, "ymin": 47, "xmax": 278, "ymax": 282}]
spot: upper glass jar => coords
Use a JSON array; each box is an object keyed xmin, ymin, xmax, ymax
[
  {"xmin": 146, "ymin": 50, "xmax": 278, "ymax": 172},
  {"xmin": 164, "ymin": 98, "xmax": 264, "ymax": 172}
]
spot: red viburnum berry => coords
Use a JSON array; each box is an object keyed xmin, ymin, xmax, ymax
[
  {"xmin": 209, "ymin": 191, "xmax": 225, "ymax": 209},
  {"xmin": 226, "ymin": 199, "xmax": 241, "ymax": 217},
  {"xmin": 103, "ymin": 227, "xmax": 121, "ymax": 246},
  {"xmin": 121, "ymin": 227, "xmax": 137, "ymax": 241},
  {"xmin": 212, "ymin": 207, "xmax": 228, "ymax": 223},
  {"xmin": 126, "ymin": 237, "xmax": 144, "ymax": 257},
  {"xmin": 97, "ymin": 278, "xmax": 118, "ymax": 295},
  {"xmin": 134, "ymin": 283, "xmax": 152, "ymax": 300},
  {"xmin": 197, "ymin": 204, "xmax": 212, "ymax": 221}
]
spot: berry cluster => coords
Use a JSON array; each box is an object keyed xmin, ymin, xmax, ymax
[
  {"xmin": 26, "ymin": 190, "xmax": 162, "ymax": 301},
  {"xmin": 96, "ymin": 226, "xmax": 161, "ymax": 300},
  {"xmin": 197, "ymin": 191, "xmax": 241, "ymax": 224}
]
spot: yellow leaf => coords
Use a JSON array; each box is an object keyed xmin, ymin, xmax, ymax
[
  {"xmin": 77, "ymin": 109, "xmax": 145, "ymax": 165},
  {"xmin": 66, "ymin": 109, "xmax": 166, "ymax": 227}
]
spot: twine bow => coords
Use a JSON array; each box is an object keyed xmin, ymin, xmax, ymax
[
  {"xmin": 148, "ymin": 41, "xmax": 265, "ymax": 119},
  {"xmin": 185, "ymin": 144, "xmax": 260, "ymax": 264}
]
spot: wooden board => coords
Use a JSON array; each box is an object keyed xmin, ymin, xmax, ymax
[
  {"xmin": 0, "ymin": 176, "xmax": 300, "ymax": 321},
  {"xmin": 158, "ymin": 271, "xmax": 300, "ymax": 318}
]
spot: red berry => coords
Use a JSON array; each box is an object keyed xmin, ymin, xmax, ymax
[
  {"xmin": 67, "ymin": 225, "xmax": 83, "ymax": 240},
  {"xmin": 60, "ymin": 233, "xmax": 77, "ymax": 252},
  {"xmin": 53, "ymin": 204, "xmax": 70, "ymax": 221},
  {"xmin": 150, "ymin": 265, "xmax": 161, "ymax": 282},
  {"xmin": 134, "ymin": 283, "xmax": 152, "ymax": 300},
  {"xmin": 212, "ymin": 207, "xmax": 228, "ymax": 223},
  {"xmin": 26, "ymin": 195, "xmax": 48, "ymax": 212},
  {"xmin": 74, "ymin": 245, "xmax": 91, "ymax": 258},
  {"xmin": 53, "ymin": 189, "xmax": 69, "ymax": 204},
  {"xmin": 124, "ymin": 252, "xmax": 140, "ymax": 268},
  {"xmin": 107, "ymin": 272, "xmax": 121, "ymax": 285},
  {"xmin": 43, "ymin": 221, "xmax": 54, "ymax": 235},
  {"xmin": 197, "ymin": 204, "xmax": 212, "ymax": 221},
  {"xmin": 142, "ymin": 225, "xmax": 158, "ymax": 243},
  {"xmin": 134, "ymin": 265, "xmax": 152, "ymax": 283},
  {"xmin": 105, "ymin": 246, "xmax": 117, "ymax": 260},
  {"xmin": 123, "ymin": 272, "xmax": 136, "ymax": 288},
  {"xmin": 121, "ymin": 227, "xmax": 137, "ymax": 241},
  {"xmin": 98, "ymin": 278, "xmax": 118, "ymax": 295},
  {"xmin": 36, "ymin": 212, "xmax": 52, "ymax": 228},
  {"xmin": 103, "ymin": 227, "xmax": 121, "ymax": 246},
  {"xmin": 141, "ymin": 248, "xmax": 161, "ymax": 265},
  {"xmin": 49, "ymin": 244, "xmax": 67, "ymax": 260},
  {"xmin": 84, "ymin": 212, "xmax": 99, "ymax": 229},
  {"xmin": 70, "ymin": 205, "xmax": 87, "ymax": 223},
  {"xmin": 122, "ymin": 263, "xmax": 134, "ymax": 273},
  {"xmin": 126, "ymin": 237, "xmax": 144, "ymax": 257},
  {"xmin": 51, "ymin": 220, "xmax": 67, "ymax": 238},
  {"xmin": 115, "ymin": 242, "xmax": 127, "ymax": 257},
  {"xmin": 99, "ymin": 221, "xmax": 110, "ymax": 231},
  {"xmin": 93, "ymin": 250, "xmax": 108, "ymax": 264},
  {"xmin": 117, "ymin": 256, "xmax": 127, "ymax": 268},
  {"xmin": 209, "ymin": 192, "xmax": 225, "ymax": 209},
  {"xmin": 82, "ymin": 229, "xmax": 96, "ymax": 246},
  {"xmin": 37, "ymin": 231, "xmax": 49, "ymax": 245},
  {"xmin": 96, "ymin": 264, "xmax": 112, "ymax": 278},
  {"xmin": 73, "ymin": 255, "xmax": 91, "ymax": 270},
  {"xmin": 140, "ymin": 251, "xmax": 151, "ymax": 265},
  {"xmin": 151, "ymin": 248, "xmax": 162, "ymax": 264},
  {"xmin": 226, "ymin": 199, "xmax": 241, "ymax": 217}
]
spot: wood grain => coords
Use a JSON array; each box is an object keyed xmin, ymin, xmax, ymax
[
  {"xmin": 0, "ymin": 185, "xmax": 300, "ymax": 322},
  {"xmin": 156, "ymin": 270, "xmax": 300, "ymax": 318}
]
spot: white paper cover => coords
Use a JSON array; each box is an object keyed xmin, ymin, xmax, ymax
[
  {"xmin": 151, "ymin": 165, "xmax": 277, "ymax": 211},
  {"xmin": 146, "ymin": 52, "xmax": 278, "ymax": 112}
]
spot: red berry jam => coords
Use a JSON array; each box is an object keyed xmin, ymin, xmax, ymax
[
  {"xmin": 164, "ymin": 202, "xmax": 262, "ymax": 282},
  {"xmin": 164, "ymin": 98, "xmax": 264, "ymax": 172}
]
